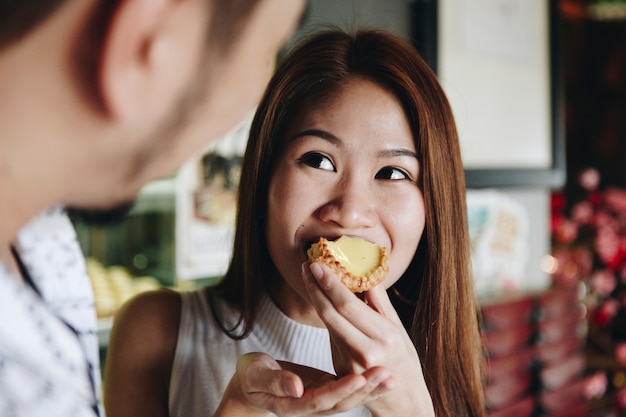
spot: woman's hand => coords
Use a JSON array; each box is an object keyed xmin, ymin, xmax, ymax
[
  {"xmin": 302, "ymin": 262, "xmax": 435, "ymax": 417},
  {"xmin": 214, "ymin": 352, "xmax": 392, "ymax": 417}
]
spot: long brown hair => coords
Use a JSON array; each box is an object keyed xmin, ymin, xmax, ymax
[{"xmin": 209, "ymin": 27, "xmax": 485, "ymax": 417}]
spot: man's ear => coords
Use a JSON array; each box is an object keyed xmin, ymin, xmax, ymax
[{"xmin": 98, "ymin": 0, "xmax": 202, "ymax": 122}]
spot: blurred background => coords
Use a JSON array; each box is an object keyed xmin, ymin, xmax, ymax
[{"xmin": 71, "ymin": 1, "xmax": 626, "ymax": 415}]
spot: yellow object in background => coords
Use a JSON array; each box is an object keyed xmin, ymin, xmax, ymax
[{"xmin": 86, "ymin": 258, "xmax": 161, "ymax": 319}]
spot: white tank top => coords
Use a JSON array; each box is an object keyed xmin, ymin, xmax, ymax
[{"xmin": 168, "ymin": 288, "xmax": 371, "ymax": 417}]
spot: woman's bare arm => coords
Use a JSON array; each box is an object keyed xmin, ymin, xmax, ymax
[{"xmin": 103, "ymin": 289, "xmax": 182, "ymax": 417}]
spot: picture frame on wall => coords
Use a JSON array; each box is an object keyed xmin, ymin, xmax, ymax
[
  {"xmin": 411, "ymin": 0, "xmax": 566, "ymax": 188},
  {"xmin": 175, "ymin": 112, "xmax": 253, "ymax": 280}
]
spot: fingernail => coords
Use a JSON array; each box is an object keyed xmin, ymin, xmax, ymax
[
  {"xmin": 309, "ymin": 262, "xmax": 324, "ymax": 281},
  {"xmin": 382, "ymin": 378, "xmax": 397, "ymax": 391},
  {"xmin": 350, "ymin": 378, "xmax": 367, "ymax": 392},
  {"xmin": 370, "ymin": 370, "xmax": 392, "ymax": 386},
  {"xmin": 283, "ymin": 380, "xmax": 302, "ymax": 398}
]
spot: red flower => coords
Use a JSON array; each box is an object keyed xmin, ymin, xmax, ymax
[
  {"xmin": 605, "ymin": 188, "xmax": 626, "ymax": 212},
  {"xmin": 594, "ymin": 212, "xmax": 619, "ymax": 231},
  {"xmin": 554, "ymin": 218, "xmax": 579, "ymax": 245},
  {"xmin": 551, "ymin": 249, "xmax": 585, "ymax": 286},
  {"xmin": 593, "ymin": 298, "xmax": 620, "ymax": 326},
  {"xmin": 620, "ymin": 265, "xmax": 626, "ymax": 284},
  {"xmin": 573, "ymin": 247, "xmax": 594, "ymax": 277},
  {"xmin": 591, "ymin": 270, "xmax": 618, "ymax": 297},
  {"xmin": 616, "ymin": 342, "xmax": 626, "ymax": 365},
  {"xmin": 550, "ymin": 169, "xmax": 626, "ymax": 408},
  {"xmin": 552, "ymin": 248, "xmax": 596, "ymax": 287},
  {"xmin": 583, "ymin": 371, "xmax": 608, "ymax": 399},
  {"xmin": 579, "ymin": 168, "xmax": 600, "ymax": 191},
  {"xmin": 595, "ymin": 227, "xmax": 621, "ymax": 268},
  {"xmin": 572, "ymin": 201, "xmax": 594, "ymax": 225},
  {"xmin": 618, "ymin": 237, "xmax": 626, "ymax": 267},
  {"xmin": 551, "ymin": 192, "xmax": 566, "ymax": 214},
  {"xmin": 551, "ymin": 213, "xmax": 562, "ymax": 237},
  {"xmin": 618, "ymin": 387, "xmax": 626, "ymax": 410},
  {"xmin": 590, "ymin": 190, "xmax": 603, "ymax": 207}
]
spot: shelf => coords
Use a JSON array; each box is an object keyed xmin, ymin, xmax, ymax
[
  {"xmin": 588, "ymin": 3, "xmax": 626, "ymax": 21},
  {"xmin": 97, "ymin": 317, "xmax": 113, "ymax": 348},
  {"xmin": 561, "ymin": 1, "xmax": 626, "ymax": 21}
]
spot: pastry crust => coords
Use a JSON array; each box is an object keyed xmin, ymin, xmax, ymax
[{"xmin": 307, "ymin": 237, "xmax": 389, "ymax": 292}]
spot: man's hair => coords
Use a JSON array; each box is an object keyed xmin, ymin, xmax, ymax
[
  {"xmin": 0, "ymin": 0, "xmax": 261, "ymax": 51},
  {"xmin": 0, "ymin": 1, "xmax": 66, "ymax": 49}
]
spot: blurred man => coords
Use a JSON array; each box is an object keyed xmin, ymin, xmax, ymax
[{"xmin": 0, "ymin": 1, "xmax": 305, "ymax": 415}]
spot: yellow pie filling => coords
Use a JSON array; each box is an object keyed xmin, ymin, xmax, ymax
[{"xmin": 307, "ymin": 236, "xmax": 389, "ymax": 292}]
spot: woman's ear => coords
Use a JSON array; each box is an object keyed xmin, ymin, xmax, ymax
[{"xmin": 98, "ymin": 0, "xmax": 204, "ymax": 122}]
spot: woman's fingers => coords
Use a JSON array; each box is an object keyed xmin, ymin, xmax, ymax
[
  {"xmin": 276, "ymin": 374, "xmax": 367, "ymax": 415},
  {"xmin": 303, "ymin": 263, "xmax": 371, "ymax": 341},
  {"xmin": 234, "ymin": 355, "xmax": 394, "ymax": 416},
  {"xmin": 303, "ymin": 262, "xmax": 400, "ymax": 340},
  {"xmin": 269, "ymin": 370, "xmax": 393, "ymax": 416},
  {"xmin": 363, "ymin": 284, "xmax": 405, "ymax": 328},
  {"xmin": 361, "ymin": 366, "xmax": 396, "ymax": 398},
  {"xmin": 238, "ymin": 353, "xmax": 304, "ymax": 398}
]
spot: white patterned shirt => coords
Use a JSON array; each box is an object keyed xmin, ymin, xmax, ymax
[{"xmin": 0, "ymin": 207, "xmax": 102, "ymax": 416}]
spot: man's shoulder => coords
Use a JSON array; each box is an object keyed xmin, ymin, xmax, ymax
[{"xmin": 0, "ymin": 265, "xmax": 98, "ymax": 417}]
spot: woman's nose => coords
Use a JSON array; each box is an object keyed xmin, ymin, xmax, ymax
[{"xmin": 318, "ymin": 179, "xmax": 377, "ymax": 229}]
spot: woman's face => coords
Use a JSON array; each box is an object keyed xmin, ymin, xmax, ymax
[{"xmin": 266, "ymin": 78, "xmax": 426, "ymax": 310}]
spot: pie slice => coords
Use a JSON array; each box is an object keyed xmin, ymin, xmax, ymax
[{"xmin": 307, "ymin": 236, "xmax": 389, "ymax": 292}]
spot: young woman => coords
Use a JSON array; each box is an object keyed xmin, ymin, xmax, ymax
[{"xmin": 104, "ymin": 28, "xmax": 485, "ymax": 417}]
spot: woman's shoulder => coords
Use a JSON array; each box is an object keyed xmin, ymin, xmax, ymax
[
  {"xmin": 181, "ymin": 287, "xmax": 243, "ymax": 338},
  {"xmin": 107, "ymin": 289, "xmax": 182, "ymax": 369},
  {"xmin": 115, "ymin": 288, "xmax": 182, "ymax": 333}
]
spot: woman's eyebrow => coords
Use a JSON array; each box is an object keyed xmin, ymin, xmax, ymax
[
  {"xmin": 291, "ymin": 129, "xmax": 418, "ymax": 160},
  {"xmin": 291, "ymin": 129, "xmax": 339, "ymax": 144},
  {"xmin": 379, "ymin": 148, "xmax": 418, "ymax": 160}
]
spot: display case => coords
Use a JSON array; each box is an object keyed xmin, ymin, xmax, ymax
[{"xmin": 72, "ymin": 177, "xmax": 180, "ymax": 349}]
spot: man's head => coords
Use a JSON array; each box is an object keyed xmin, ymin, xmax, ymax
[
  {"xmin": 0, "ymin": 0, "xmax": 305, "ymax": 226},
  {"xmin": 0, "ymin": 1, "xmax": 274, "ymax": 52}
]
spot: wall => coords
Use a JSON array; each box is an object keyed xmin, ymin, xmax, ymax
[{"xmin": 296, "ymin": 0, "xmax": 411, "ymax": 36}]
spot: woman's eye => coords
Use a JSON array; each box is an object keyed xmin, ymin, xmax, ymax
[
  {"xmin": 376, "ymin": 166, "xmax": 411, "ymax": 180},
  {"xmin": 298, "ymin": 152, "xmax": 335, "ymax": 171}
]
